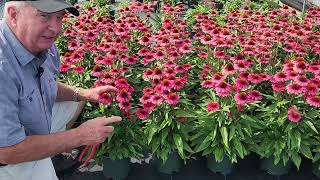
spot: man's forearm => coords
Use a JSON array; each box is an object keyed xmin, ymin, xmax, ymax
[
  {"xmin": 0, "ymin": 129, "xmax": 82, "ymax": 164},
  {"xmin": 56, "ymin": 82, "xmax": 86, "ymax": 102}
]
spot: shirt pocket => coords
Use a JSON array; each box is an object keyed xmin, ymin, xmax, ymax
[{"xmin": 19, "ymin": 88, "xmax": 43, "ymax": 126}]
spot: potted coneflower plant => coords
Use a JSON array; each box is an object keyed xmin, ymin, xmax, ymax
[
  {"xmin": 78, "ymin": 70, "xmax": 145, "ymax": 180},
  {"xmin": 254, "ymin": 57, "xmax": 320, "ymax": 176},
  {"xmin": 136, "ymin": 64, "xmax": 196, "ymax": 175},
  {"xmin": 191, "ymin": 68, "xmax": 262, "ymax": 175}
]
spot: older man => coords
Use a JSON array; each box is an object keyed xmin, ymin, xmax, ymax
[{"xmin": 0, "ymin": 0, "xmax": 121, "ymax": 179}]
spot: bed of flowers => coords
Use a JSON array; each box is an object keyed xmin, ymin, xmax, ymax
[{"xmin": 57, "ymin": 0, "xmax": 320, "ymax": 175}]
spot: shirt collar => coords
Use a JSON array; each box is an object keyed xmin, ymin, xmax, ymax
[{"xmin": 0, "ymin": 20, "xmax": 48, "ymax": 66}]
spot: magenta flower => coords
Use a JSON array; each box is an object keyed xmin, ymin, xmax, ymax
[
  {"xmin": 306, "ymin": 96, "xmax": 320, "ymax": 108},
  {"xmin": 234, "ymin": 92, "xmax": 249, "ymax": 105},
  {"xmin": 288, "ymin": 107, "xmax": 302, "ymax": 123},
  {"xmin": 165, "ymin": 92, "xmax": 180, "ymax": 105},
  {"xmin": 135, "ymin": 108, "xmax": 150, "ymax": 120},
  {"xmin": 207, "ymin": 101, "xmax": 220, "ymax": 112}
]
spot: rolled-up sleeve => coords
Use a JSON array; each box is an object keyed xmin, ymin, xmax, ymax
[{"xmin": 0, "ymin": 62, "xmax": 26, "ymax": 147}]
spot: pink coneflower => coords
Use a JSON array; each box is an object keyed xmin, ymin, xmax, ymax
[
  {"xmin": 152, "ymin": 79, "xmax": 161, "ymax": 87},
  {"xmin": 115, "ymin": 79, "xmax": 129, "ymax": 89},
  {"xmin": 91, "ymin": 65, "xmax": 105, "ymax": 77},
  {"xmin": 165, "ymin": 92, "xmax": 180, "ymax": 105},
  {"xmin": 135, "ymin": 108, "xmax": 150, "ymax": 120},
  {"xmin": 98, "ymin": 92, "xmax": 112, "ymax": 105},
  {"xmin": 202, "ymin": 64, "xmax": 212, "ymax": 72},
  {"xmin": 248, "ymin": 73, "xmax": 262, "ymax": 84},
  {"xmin": 116, "ymin": 90, "xmax": 131, "ymax": 102},
  {"xmin": 222, "ymin": 63, "xmax": 236, "ymax": 75},
  {"xmin": 109, "ymin": 69, "xmax": 120, "ymax": 76},
  {"xmin": 150, "ymin": 94, "xmax": 163, "ymax": 104},
  {"xmin": 180, "ymin": 45, "xmax": 192, "ymax": 54},
  {"xmin": 153, "ymin": 68, "xmax": 163, "ymax": 79},
  {"xmin": 201, "ymin": 80, "xmax": 214, "ymax": 88},
  {"xmin": 160, "ymin": 79, "xmax": 173, "ymax": 91},
  {"xmin": 143, "ymin": 69, "xmax": 153, "ymax": 79},
  {"xmin": 286, "ymin": 82, "xmax": 303, "ymax": 95},
  {"xmin": 214, "ymin": 51, "xmax": 229, "ymax": 59},
  {"xmin": 94, "ymin": 55, "xmax": 105, "ymax": 64},
  {"xmin": 173, "ymin": 78, "xmax": 185, "ymax": 90},
  {"xmin": 234, "ymin": 61, "xmax": 249, "ymax": 72},
  {"xmin": 306, "ymin": 96, "xmax": 320, "ymax": 108},
  {"xmin": 103, "ymin": 58, "xmax": 114, "ymax": 66},
  {"xmin": 274, "ymin": 71, "xmax": 289, "ymax": 82},
  {"xmin": 215, "ymin": 81, "xmax": 230, "ymax": 94},
  {"xmin": 140, "ymin": 94, "xmax": 152, "ymax": 104},
  {"xmin": 143, "ymin": 102, "xmax": 156, "ymax": 111},
  {"xmin": 107, "ymin": 49, "xmax": 118, "ymax": 59},
  {"xmin": 137, "ymin": 48, "xmax": 151, "ymax": 56},
  {"xmin": 211, "ymin": 73, "xmax": 225, "ymax": 84},
  {"xmin": 73, "ymin": 66, "xmax": 84, "ymax": 74},
  {"xmin": 67, "ymin": 40, "xmax": 80, "ymax": 51},
  {"xmin": 272, "ymin": 82, "xmax": 286, "ymax": 92},
  {"xmin": 139, "ymin": 36, "xmax": 152, "ymax": 46},
  {"xmin": 304, "ymin": 83, "xmax": 318, "ymax": 96},
  {"xmin": 207, "ymin": 101, "xmax": 220, "ymax": 112},
  {"xmin": 163, "ymin": 68, "xmax": 176, "ymax": 77},
  {"xmin": 164, "ymin": 61, "xmax": 176, "ymax": 68},
  {"xmin": 125, "ymin": 55, "xmax": 139, "ymax": 65},
  {"xmin": 293, "ymin": 61, "xmax": 307, "ymax": 74},
  {"xmin": 60, "ymin": 64, "xmax": 71, "ymax": 72},
  {"xmin": 288, "ymin": 107, "xmax": 302, "ymax": 123},
  {"xmin": 143, "ymin": 87, "xmax": 153, "ymax": 95},
  {"xmin": 294, "ymin": 75, "xmax": 309, "ymax": 86},
  {"xmin": 198, "ymin": 52, "xmax": 208, "ymax": 58},
  {"xmin": 248, "ymin": 90, "xmax": 263, "ymax": 101},
  {"xmin": 235, "ymin": 78, "xmax": 249, "ymax": 89},
  {"xmin": 119, "ymin": 101, "xmax": 132, "ymax": 110},
  {"xmin": 234, "ymin": 92, "xmax": 249, "ymax": 105},
  {"xmin": 154, "ymin": 50, "xmax": 166, "ymax": 60}
]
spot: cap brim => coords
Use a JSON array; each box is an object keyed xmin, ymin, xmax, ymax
[{"xmin": 29, "ymin": 1, "xmax": 79, "ymax": 16}]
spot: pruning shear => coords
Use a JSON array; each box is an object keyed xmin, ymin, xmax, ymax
[{"xmin": 78, "ymin": 143, "xmax": 100, "ymax": 168}]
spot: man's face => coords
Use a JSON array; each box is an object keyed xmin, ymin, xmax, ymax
[{"xmin": 13, "ymin": 4, "xmax": 65, "ymax": 54}]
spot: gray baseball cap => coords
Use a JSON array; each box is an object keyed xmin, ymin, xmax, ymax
[{"xmin": 6, "ymin": 0, "xmax": 79, "ymax": 16}]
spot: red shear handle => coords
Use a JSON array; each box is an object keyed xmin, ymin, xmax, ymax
[{"xmin": 78, "ymin": 144, "xmax": 100, "ymax": 168}]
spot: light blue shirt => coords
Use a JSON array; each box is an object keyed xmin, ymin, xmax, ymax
[{"xmin": 0, "ymin": 20, "xmax": 60, "ymax": 147}]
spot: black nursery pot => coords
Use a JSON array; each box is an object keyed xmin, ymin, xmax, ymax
[
  {"xmin": 206, "ymin": 155, "xmax": 234, "ymax": 175},
  {"xmin": 261, "ymin": 156, "xmax": 292, "ymax": 176},
  {"xmin": 102, "ymin": 156, "xmax": 131, "ymax": 180},
  {"xmin": 153, "ymin": 151, "xmax": 183, "ymax": 175}
]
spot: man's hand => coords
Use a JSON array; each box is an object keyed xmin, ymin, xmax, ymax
[
  {"xmin": 79, "ymin": 85, "xmax": 118, "ymax": 102},
  {"xmin": 75, "ymin": 116, "xmax": 122, "ymax": 146}
]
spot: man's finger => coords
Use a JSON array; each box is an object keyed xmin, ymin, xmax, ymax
[
  {"xmin": 98, "ymin": 85, "xmax": 118, "ymax": 93},
  {"xmin": 95, "ymin": 116, "xmax": 122, "ymax": 125},
  {"xmin": 101, "ymin": 126, "xmax": 114, "ymax": 133}
]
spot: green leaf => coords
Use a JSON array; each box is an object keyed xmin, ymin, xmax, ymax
[
  {"xmin": 304, "ymin": 120, "xmax": 318, "ymax": 134},
  {"xmin": 291, "ymin": 152, "xmax": 302, "ymax": 169},
  {"xmin": 183, "ymin": 141, "xmax": 194, "ymax": 153},
  {"xmin": 173, "ymin": 134, "xmax": 184, "ymax": 158},
  {"xmin": 175, "ymin": 110, "xmax": 196, "ymax": 118},
  {"xmin": 159, "ymin": 118, "xmax": 170, "ymax": 130},
  {"xmin": 195, "ymin": 140, "xmax": 211, "ymax": 153},
  {"xmin": 229, "ymin": 125, "xmax": 236, "ymax": 141},
  {"xmin": 300, "ymin": 144, "xmax": 313, "ymax": 159},
  {"xmin": 220, "ymin": 127, "xmax": 229, "ymax": 150},
  {"xmin": 147, "ymin": 126, "xmax": 157, "ymax": 144},
  {"xmin": 292, "ymin": 131, "xmax": 301, "ymax": 150},
  {"xmin": 214, "ymin": 147, "xmax": 224, "ymax": 162},
  {"xmin": 160, "ymin": 128, "xmax": 169, "ymax": 144},
  {"xmin": 313, "ymin": 153, "xmax": 320, "ymax": 163},
  {"xmin": 233, "ymin": 138, "xmax": 244, "ymax": 158}
]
